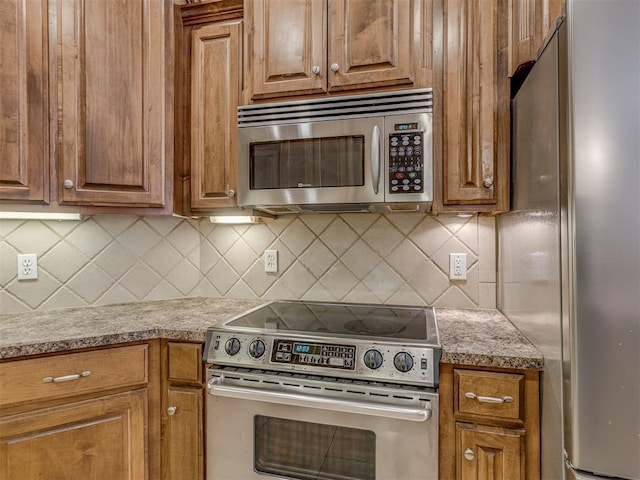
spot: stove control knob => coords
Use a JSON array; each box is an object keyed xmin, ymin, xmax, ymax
[
  {"xmin": 363, "ymin": 349, "xmax": 383, "ymax": 370},
  {"xmin": 248, "ymin": 339, "xmax": 266, "ymax": 359},
  {"xmin": 394, "ymin": 352, "xmax": 414, "ymax": 372},
  {"xmin": 225, "ymin": 337, "xmax": 241, "ymax": 356}
]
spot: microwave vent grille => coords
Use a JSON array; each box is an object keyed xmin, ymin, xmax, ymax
[{"xmin": 238, "ymin": 88, "xmax": 433, "ymax": 127}]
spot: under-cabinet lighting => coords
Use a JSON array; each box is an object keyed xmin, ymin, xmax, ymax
[
  {"xmin": 209, "ymin": 216, "xmax": 261, "ymax": 224},
  {"xmin": 456, "ymin": 212, "xmax": 475, "ymax": 218},
  {"xmin": 0, "ymin": 212, "xmax": 83, "ymax": 221}
]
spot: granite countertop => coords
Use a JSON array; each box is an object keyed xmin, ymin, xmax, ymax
[{"xmin": 0, "ymin": 297, "xmax": 543, "ymax": 370}]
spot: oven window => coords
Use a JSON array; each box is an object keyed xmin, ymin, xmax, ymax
[
  {"xmin": 249, "ymin": 136, "xmax": 365, "ymax": 190},
  {"xmin": 254, "ymin": 415, "xmax": 375, "ymax": 480}
]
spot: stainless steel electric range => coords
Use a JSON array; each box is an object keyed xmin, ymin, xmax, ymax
[{"xmin": 203, "ymin": 300, "xmax": 441, "ymax": 480}]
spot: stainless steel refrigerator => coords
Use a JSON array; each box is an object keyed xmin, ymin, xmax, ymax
[{"xmin": 498, "ymin": 0, "xmax": 640, "ymax": 479}]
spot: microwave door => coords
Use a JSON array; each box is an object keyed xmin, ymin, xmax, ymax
[{"xmin": 238, "ymin": 117, "xmax": 385, "ymax": 208}]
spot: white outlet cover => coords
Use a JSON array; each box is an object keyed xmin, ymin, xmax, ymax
[
  {"xmin": 17, "ymin": 253, "xmax": 38, "ymax": 280},
  {"xmin": 264, "ymin": 249, "xmax": 278, "ymax": 273},
  {"xmin": 449, "ymin": 253, "xmax": 467, "ymax": 280}
]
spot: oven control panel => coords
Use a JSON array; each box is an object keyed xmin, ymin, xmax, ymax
[
  {"xmin": 205, "ymin": 329, "xmax": 440, "ymax": 387},
  {"xmin": 271, "ymin": 339, "xmax": 356, "ymax": 370},
  {"xmin": 388, "ymin": 131, "xmax": 424, "ymax": 194}
]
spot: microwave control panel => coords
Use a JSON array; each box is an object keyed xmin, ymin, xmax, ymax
[{"xmin": 388, "ymin": 131, "xmax": 424, "ymax": 194}]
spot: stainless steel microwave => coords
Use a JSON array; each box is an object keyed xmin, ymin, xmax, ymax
[{"xmin": 237, "ymin": 89, "xmax": 433, "ymax": 215}]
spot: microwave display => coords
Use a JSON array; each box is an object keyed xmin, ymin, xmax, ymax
[{"xmin": 250, "ymin": 136, "xmax": 365, "ymax": 190}]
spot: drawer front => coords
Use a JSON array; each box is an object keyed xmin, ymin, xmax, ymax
[
  {"xmin": 455, "ymin": 369, "xmax": 523, "ymax": 421},
  {"xmin": 168, "ymin": 342, "xmax": 203, "ymax": 384},
  {"xmin": 0, "ymin": 344, "xmax": 148, "ymax": 408}
]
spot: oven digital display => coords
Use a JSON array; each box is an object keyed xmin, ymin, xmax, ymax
[
  {"xmin": 293, "ymin": 343, "xmax": 322, "ymax": 355},
  {"xmin": 272, "ymin": 339, "xmax": 356, "ymax": 370}
]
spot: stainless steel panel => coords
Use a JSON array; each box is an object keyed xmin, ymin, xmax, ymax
[
  {"xmin": 566, "ymin": 0, "xmax": 640, "ymax": 477},
  {"xmin": 498, "ymin": 31, "xmax": 565, "ymax": 480}
]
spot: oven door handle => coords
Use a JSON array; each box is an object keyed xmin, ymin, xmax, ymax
[{"xmin": 207, "ymin": 377, "xmax": 432, "ymax": 423}]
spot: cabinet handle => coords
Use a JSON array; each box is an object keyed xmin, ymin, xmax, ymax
[
  {"xmin": 167, "ymin": 406, "xmax": 177, "ymax": 416},
  {"xmin": 63, "ymin": 179, "xmax": 74, "ymax": 189},
  {"xmin": 482, "ymin": 177, "xmax": 494, "ymax": 189},
  {"xmin": 465, "ymin": 391, "xmax": 513, "ymax": 404},
  {"xmin": 464, "ymin": 448, "xmax": 475, "ymax": 461},
  {"xmin": 330, "ymin": 63, "xmax": 340, "ymax": 72},
  {"xmin": 43, "ymin": 370, "xmax": 91, "ymax": 383},
  {"xmin": 311, "ymin": 65, "xmax": 321, "ymax": 75},
  {"xmin": 228, "ymin": 189, "xmax": 235, "ymax": 198}
]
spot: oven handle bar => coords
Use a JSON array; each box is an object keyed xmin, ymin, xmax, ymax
[{"xmin": 207, "ymin": 377, "xmax": 432, "ymax": 423}]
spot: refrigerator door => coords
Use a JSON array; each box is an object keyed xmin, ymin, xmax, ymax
[
  {"xmin": 565, "ymin": 0, "xmax": 640, "ymax": 478},
  {"xmin": 498, "ymin": 29, "xmax": 565, "ymax": 480}
]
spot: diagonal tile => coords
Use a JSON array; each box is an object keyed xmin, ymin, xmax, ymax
[
  {"xmin": 409, "ymin": 216, "xmax": 452, "ymax": 257},
  {"xmin": 117, "ymin": 220, "xmax": 162, "ymax": 258},
  {"xmin": 435, "ymin": 213, "xmax": 471, "ymax": 234},
  {"xmin": 199, "ymin": 241, "xmax": 222, "ymax": 275},
  {"xmin": 66, "ymin": 264, "xmax": 119, "ymax": 303},
  {"xmin": 431, "ymin": 237, "xmax": 478, "ymax": 274},
  {"xmin": 242, "ymin": 261, "xmax": 278, "ymax": 297},
  {"xmin": 93, "ymin": 215, "xmax": 139, "ymax": 237},
  {"xmin": 145, "ymin": 282, "xmax": 183, "ymax": 301},
  {"xmin": 40, "ymin": 242, "xmax": 88, "ymax": 283},
  {"xmin": 433, "ymin": 286, "xmax": 477, "ymax": 308},
  {"xmin": 39, "ymin": 287, "xmax": 86, "ymax": 310},
  {"xmin": 96, "ymin": 284, "xmax": 139, "ymax": 306},
  {"xmin": 206, "ymin": 225, "xmax": 240, "ymax": 255},
  {"xmin": 299, "ymin": 214, "xmax": 336, "ymax": 235},
  {"xmin": 456, "ymin": 216, "xmax": 479, "ymax": 254},
  {"xmin": 385, "ymin": 213, "xmax": 426, "ymax": 235},
  {"xmin": 339, "ymin": 213, "xmax": 378, "ymax": 235},
  {"xmin": 144, "ymin": 215, "xmax": 186, "ymax": 237},
  {"xmin": 0, "ymin": 219, "xmax": 25, "ymax": 237},
  {"xmin": 386, "ymin": 239, "xmax": 428, "ymax": 281},
  {"xmin": 241, "ymin": 223, "xmax": 277, "ymax": 255},
  {"xmin": 0, "ymin": 290, "xmax": 29, "ymax": 313},
  {"xmin": 207, "ymin": 259, "xmax": 239, "ymax": 295},
  {"xmin": 5, "ymin": 221, "xmax": 61, "ymax": 255},
  {"xmin": 227, "ymin": 280, "xmax": 259, "ymax": 299},
  {"xmin": 301, "ymin": 283, "xmax": 338, "ymax": 302},
  {"xmin": 43, "ymin": 218, "xmax": 82, "ymax": 237},
  {"xmin": 94, "ymin": 241, "xmax": 138, "ymax": 280},
  {"xmin": 5, "ymin": 270, "xmax": 61, "ymax": 309},
  {"xmin": 319, "ymin": 218, "xmax": 358, "ymax": 257},
  {"xmin": 118, "ymin": 263, "xmax": 163, "ymax": 299},
  {"xmin": 224, "ymin": 238, "xmax": 259, "ymax": 275},
  {"xmin": 143, "ymin": 241, "xmax": 183, "ymax": 277},
  {"xmin": 408, "ymin": 260, "xmax": 451, "ymax": 304},
  {"xmin": 166, "ymin": 220, "xmax": 200, "ymax": 254},
  {"xmin": 280, "ymin": 218, "xmax": 315, "ymax": 256},
  {"xmin": 0, "ymin": 243, "xmax": 19, "ymax": 287},
  {"xmin": 362, "ymin": 216, "xmax": 403, "ymax": 257},
  {"xmin": 387, "ymin": 288, "xmax": 426, "ymax": 306},
  {"xmin": 341, "ymin": 240, "xmax": 380, "ymax": 279},
  {"xmin": 362, "ymin": 262, "xmax": 404, "ymax": 302},
  {"xmin": 266, "ymin": 262, "xmax": 316, "ymax": 299},
  {"xmin": 66, "ymin": 219, "xmax": 113, "ymax": 257},
  {"xmin": 264, "ymin": 215, "xmax": 295, "ymax": 236},
  {"xmin": 165, "ymin": 261, "xmax": 202, "ymax": 295},
  {"xmin": 299, "ymin": 240, "xmax": 337, "ymax": 278},
  {"xmin": 341, "ymin": 283, "xmax": 381, "ymax": 304},
  {"xmin": 319, "ymin": 262, "xmax": 359, "ymax": 299}
]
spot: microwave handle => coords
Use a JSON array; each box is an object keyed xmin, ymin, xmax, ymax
[{"xmin": 371, "ymin": 125, "xmax": 381, "ymax": 194}]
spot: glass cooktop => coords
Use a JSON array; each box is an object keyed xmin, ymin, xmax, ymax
[{"xmin": 223, "ymin": 300, "xmax": 439, "ymax": 345}]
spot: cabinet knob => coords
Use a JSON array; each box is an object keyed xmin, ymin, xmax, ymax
[
  {"xmin": 63, "ymin": 179, "xmax": 74, "ymax": 189},
  {"xmin": 330, "ymin": 63, "xmax": 340, "ymax": 73},
  {"xmin": 167, "ymin": 406, "xmax": 177, "ymax": 416},
  {"xmin": 228, "ymin": 189, "xmax": 235, "ymax": 198},
  {"xmin": 311, "ymin": 65, "xmax": 321, "ymax": 75},
  {"xmin": 482, "ymin": 177, "xmax": 494, "ymax": 189},
  {"xmin": 464, "ymin": 448, "xmax": 475, "ymax": 461}
]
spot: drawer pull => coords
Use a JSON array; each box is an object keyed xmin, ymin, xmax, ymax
[
  {"xmin": 167, "ymin": 406, "xmax": 177, "ymax": 416},
  {"xmin": 43, "ymin": 370, "xmax": 92, "ymax": 383},
  {"xmin": 464, "ymin": 448, "xmax": 475, "ymax": 461},
  {"xmin": 465, "ymin": 391, "xmax": 513, "ymax": 404}
]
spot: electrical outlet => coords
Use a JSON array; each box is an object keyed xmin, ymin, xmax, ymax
[
  {"xmin": 449, "ymin": 253, "xmax": 467, "ymax": 280},
  {"xmin": 17, "ymin": 253, "xmax": 38, "ymax": 280},
  {"xmin": 264, "ymin": 249, "xmax": 278, "ymax": 273}
]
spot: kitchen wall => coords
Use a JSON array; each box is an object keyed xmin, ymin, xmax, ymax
[{"xmin": 0, "ymin": 213, "xmax": 496, "ymax": 313}]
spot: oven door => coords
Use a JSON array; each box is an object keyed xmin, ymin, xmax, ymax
[
  {"xmin": 206, "ymin": 370, "xmax": 438, "ymax": 480},
  {"xmin": 237, "ymin": 116, "xmax": 386, "ymax": 209}
]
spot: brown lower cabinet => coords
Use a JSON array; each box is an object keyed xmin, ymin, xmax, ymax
[
  {"xmin": 162, "ymin": 341, "xmax": 205, "ymax": 480},
  {"xmin": 439, "ymin": 363, "xmax": 540, "ymax": 480},
  {"xmin": 0, "ymin": 342, "xmax": 161, "ymax": 480}
]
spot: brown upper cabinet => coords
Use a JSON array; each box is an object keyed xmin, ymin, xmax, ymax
[
  {"xmin": 244, "ymin": 0, "xmax": 434, "ymax": 102},
  {"xmin": 433, "ymin": 0, "xmax": 510, "ymax": 213},
  {"xmin": 510, "ymin": 0, "xmax": 565, "ymax": 77},
  {"xmin": 174, "ymin": 0, "xmax": 244, "ymax": 216},
  {"xmin": 0, "ymin": 0, "xmax": 173, "ymax": 213},
  {"xmin": 0, "ymin": 0, "xmax": 49, "ymax": 204}
]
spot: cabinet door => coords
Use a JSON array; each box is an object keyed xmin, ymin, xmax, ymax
[
  {"xmin": 456, "ymin": 423, "xmax": 524, "ymax": 480},
  {"xmin": 190, "ymin": 21, "xmax": 241, "ymax": 211},
  {"xmin": 0, "ymin": 0, "xmax": 48, "ymax": 203},
  {"xmin": 0, "ymin": 390, "xmax": 147, "ymax": 480},
  {"xmin": 328, "ymin": 0, "xmax": 414, "ymax": 91},
  {"xmin": 56, "ymin": 0, "xmax": 169, "ymax": 207},
  {"xmin": 439, "ymin": 0, "xmax": 509, "ymax": 212},
  {"xmin": 165, "ymin": 386, "xmax": 203, "ymax": 480},
  {"xmin": 247, "ymin": 0, "xmax": 326, "ymax": 100}
]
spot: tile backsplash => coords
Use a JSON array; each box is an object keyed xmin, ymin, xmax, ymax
[{"xmin": 0, "ymin": 213, "xmax": 496, "ymax": 313}]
